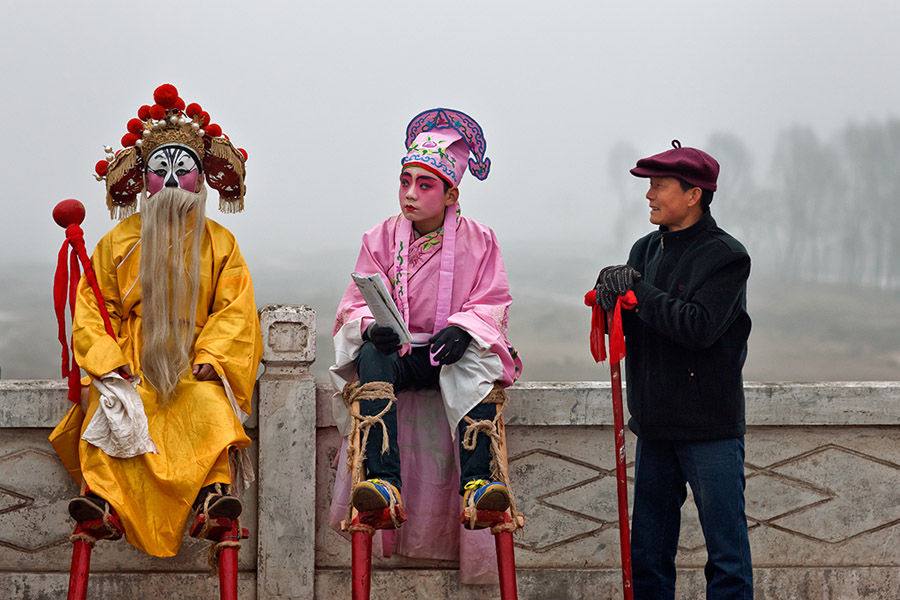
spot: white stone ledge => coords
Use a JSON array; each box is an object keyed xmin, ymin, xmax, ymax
[
  {"xmin": 313, "ymin": 380, "xmax": 900, "ymax": 428},
  {"xmin": 0, "ymin": 379, "xmax": 260, "ymax": 428},
  {"xmin": 8, "ymin": 380, "xmax": 895, "ymax": 429}
]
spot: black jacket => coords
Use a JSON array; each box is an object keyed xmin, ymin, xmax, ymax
[{"xmin": 623, "ymin": 212, "xmax": 751, "ymax": 441}]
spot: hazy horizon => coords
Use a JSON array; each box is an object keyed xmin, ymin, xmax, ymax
[{"xmin": 2, "ymin": 1, "xmax": 899, "ymax": 382}]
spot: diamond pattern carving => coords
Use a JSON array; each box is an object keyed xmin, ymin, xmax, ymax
[
  {"xmin": 509, "ymin": 450, "xmax": 606, "ymax": 551},
  {"xmin": 544, "ymin": 476, "xmax": 621, "ymax": 523},
  {"xmin": 0, "ymin": 448, "xmax": 74, "ymax": 552},
  {"xmin": 745, "ymin": 470, "xmax": 832, "ymax": 522},
  {"xmin": 506, "ymin": 439, "xmax": 900, "ymax": 558},
  {"xmin": 0, "ymin": 488, "xmax": 30, "ymax": 514},
  {"xmin": 766, "ymin": 445, "xmax": 900, "ymax": 542}
]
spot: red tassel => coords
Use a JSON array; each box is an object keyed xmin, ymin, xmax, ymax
[
  {"xmin": 54, "ymin": 241, "xmax": 70, "ymax": 377},
  {"xmin": 53, "ymin": 201, "xmax": 118, "ymax": 404},
  {"xmin": 584, "ymin": 289, "xmax": 637, "ymax": 364},
  {"xmin": 607, "ymin": 291, "xmax": 637, "ymax": 365}
]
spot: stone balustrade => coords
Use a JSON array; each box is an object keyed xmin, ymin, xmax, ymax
[{"xmin": 1, "ymin": 304, "xmax": 898, "ymax": 599}]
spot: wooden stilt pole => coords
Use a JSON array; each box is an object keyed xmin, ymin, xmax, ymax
[
  {"xmin": 218, "ymin": 520, "xmax": 241, "ymax": 600},
  {"xmin": 67, "ymin": 524, "xmax": 92, "ymax": 600},
  {"xmin": 609, "ymin": 322, "xmax": 634, "ymax": 600},
  {"xmin": 494, "ymin": 529, "xmax": 518, "ymax": 600},
  {"xmin": 351, "ymin": 522, "xmax": 373, "ymax": 600}
]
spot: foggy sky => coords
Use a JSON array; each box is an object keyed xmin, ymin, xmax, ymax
[{"xmin": 2, "ymin": 0, "xmax": 899, "ymax": 270}]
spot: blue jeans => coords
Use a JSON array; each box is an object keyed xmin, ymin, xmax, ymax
[{"xmin": 631, "ymin": 437, "xmax": 753, "ymax": 599}]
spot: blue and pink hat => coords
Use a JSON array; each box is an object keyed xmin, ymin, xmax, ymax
[{"xmin": 400, "ymin": 108, "xmax": 491, "ymax": 187}]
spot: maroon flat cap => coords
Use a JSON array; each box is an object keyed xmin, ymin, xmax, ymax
[{"xmin": 630, "ymin": 140, "xmax": 719, "ymax": 191}]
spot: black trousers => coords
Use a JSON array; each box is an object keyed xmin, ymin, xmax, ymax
[{"xmin": 355, "ymin": 342, "xmax": 495, "ymax": 494}]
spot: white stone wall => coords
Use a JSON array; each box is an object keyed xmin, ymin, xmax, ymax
[{"xmin": 1, "ymin": 305, "xmax": 898, "ymax": 599}]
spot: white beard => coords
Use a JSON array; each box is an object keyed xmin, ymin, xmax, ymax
[{"xmin": 139, "ymin": 185, "xmax": 207, "ymax": 401}]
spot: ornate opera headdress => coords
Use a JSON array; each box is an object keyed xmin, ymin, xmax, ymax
[
  {"xmin": 400, "ymin": 108, "xmax": 491, "ymax": 186},
  {"xmin": 94, "ymin": 83, "xmax": 249, "ymax": 219}
]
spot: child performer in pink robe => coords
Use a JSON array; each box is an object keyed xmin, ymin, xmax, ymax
[{"xmin": 328, "ymin": 108, "xmax": 522, "ymax": 583}]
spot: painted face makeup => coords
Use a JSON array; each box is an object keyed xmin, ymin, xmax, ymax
[
  {"xmin": 398, "ymin": 166, "xmax": 454, "ymax": 235},
  {"xmin": 145, "ymin": 145, "xmax": 201, "ymax": 195}
]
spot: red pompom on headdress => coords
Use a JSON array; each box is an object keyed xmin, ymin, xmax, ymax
[
  {"xmin": 174, "ymin": 97, "xmax": 185, "ymax": 111},
  {"xmin": 121, "ymin": 132, "xmax": 139, "ymax": 147},
  {"xmin": 185, "ymin": 103, "xmax": 202, "ymax": 118},
  {"xmin": 153, "ymin": 84, "xmax": 179, "ymax": 109},
  {"xmin": 95, "ymin": 160, "xmax": 109, "ymax": 176},
  {"xmin": 126, "ymin": 118, "xmax": 143, "ymax": 135},
  {"xmin": 149, "ymin": 104, "xmax": 166, "ymax": 120},
  {"xmin": 238, "ymin": 148, "xmax": 248, "ymax": 161},
  {"xmin": 197, "ymin": 111, "xmax": 211, "ymax": 127},
  {"xmin": 205, "ymin": 123, "xmax": 222, "ymax": 138},
  {"xmin": 137, "ymin": 105, "xmax": 151, "ymax": 120}
]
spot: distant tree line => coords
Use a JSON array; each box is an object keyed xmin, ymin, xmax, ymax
[{"xmin": 701, "ymin": 119, "xmax": 900, "ymax": 289}]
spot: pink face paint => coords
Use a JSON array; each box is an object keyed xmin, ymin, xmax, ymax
[
  {"xmin": 398, "ymin": 166, "xmax": 452, "ymax": 234},
  {"xmin": 178, "ymin": 170, "xmax": 199, "ymax": 192},
  {"xmin": 146, "ymin": 171, "xmax": 165, "ymax": 195}
]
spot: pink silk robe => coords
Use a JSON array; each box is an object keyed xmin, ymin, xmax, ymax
[{"xmin": 328, "ymin": 212, "xmax": 522, "ymax": 584}]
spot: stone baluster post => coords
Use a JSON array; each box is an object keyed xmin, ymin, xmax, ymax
[{"xmin": 257, "ymin": 304, "xmax": 317, "ymax": 599}]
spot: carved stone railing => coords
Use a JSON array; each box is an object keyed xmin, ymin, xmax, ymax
[{"xmin": 1, "ymin": 304, "xmax": 898, "ymax": 599}]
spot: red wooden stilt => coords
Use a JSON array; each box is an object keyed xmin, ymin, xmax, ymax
[
  {"xmin": 494, "ymin": 529, "xmax": 518, "ymax": 600},
  {"xmin": 67, "ymin": 524, "xmax": 92, "ymax": 600},
  {"xmin": 610, "ymin": 359, "xmax": 634, "ymax": 600},
  {"xmin": 351, "ymin": 523, "xmax": 373, "ymax": 600},
  {"xmin": 218, "ymin": 521, "xmax": 241, "ymax": 600}
]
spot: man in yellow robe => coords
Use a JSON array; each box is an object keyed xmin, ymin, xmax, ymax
[{"xmin": 49, "ymin": 84, "xmax": 262, "ymax": 557}]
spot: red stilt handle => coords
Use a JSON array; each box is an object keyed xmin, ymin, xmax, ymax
[
  {"xmin": 610, "ymin": 358, "xmax": 634, "ymax": 600},
  {"xmin": 67, "ymin": 526, "xmax": 92, "ymax": 600},
  {"xmin": 494, "ymin": 530, "xmax": 519, "ymax": 600},
  {"xmin": 351, "ymin": 528, "xmax": 373, "ymax": 600},
  {"xmin": 218, "ymin": 521, "xmax": 240, "ymax": 600}
]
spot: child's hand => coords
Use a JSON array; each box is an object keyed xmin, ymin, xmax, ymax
[
  {"xmin": 364, "ymin": 324, "xmax": 402, "ymax": 355},
  {"xmin": 429, "ymin": 325, "xmax": 472, "ymax": 365}
]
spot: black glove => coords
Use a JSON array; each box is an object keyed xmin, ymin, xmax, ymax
[
  {"xmin": 595, "ymin": 265, "xmax": 642, "ymax": 311},
  {"xmin": 429, "ymin": 325, "xmax": 472, "ymax": 365},
  {"xmin": 594, "ymin": 287, "xmax": 619, "ymax": 312},
  {"xmin": 363, "ymin": 324, "xmax": 401, "ymax": 355},
  {"xmin": 596, "ymin": 265, "xmax": 641, "ymax": 295}
]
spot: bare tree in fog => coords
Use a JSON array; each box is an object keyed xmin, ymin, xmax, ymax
[
  {"xmin": 838, "ymin": 119, "xmax": 900, "ymax": 287},
  {"xmin": 607, "ymin": 140, "xmax": 645, "ymax": 254},
  {"xmin": 770, "ymin": 126, "xmax": 845, "ymax": 283},
  {"xmin": 704, "ymin": 132, "xmax": 773, "ymax": 262}
]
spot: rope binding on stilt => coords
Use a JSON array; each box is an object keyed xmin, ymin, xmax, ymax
[
  {"xmin": 461, "ymin": 385, "xmax": 525, "ymax": 532},
  {"xmin": 341, "ymin": 381, "xmax": 400, "ymax": 530},
  {"xmin": 205, "ymin": 517, "xmax": 243, "ymax": 575}
]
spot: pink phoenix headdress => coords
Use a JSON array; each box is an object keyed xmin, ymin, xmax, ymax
[{"xmin": 400, "ymin": 108, "xmax": 491, "ymax": 186}]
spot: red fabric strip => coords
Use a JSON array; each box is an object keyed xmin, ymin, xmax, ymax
[
  {"xmin": 54, "ymin": 240, "xmax": 70, "ymax": 377},
  {"xmin": 584, "ymin": 289, "xmax": 637, "ymax": 365}
]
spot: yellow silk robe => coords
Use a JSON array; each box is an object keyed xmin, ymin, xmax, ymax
[{"xmin": 49, "ymin": 214, "xmax": 263, "ymax": 557}]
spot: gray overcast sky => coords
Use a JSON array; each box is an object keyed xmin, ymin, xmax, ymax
[{"xmin": 2, "ymin": 0, "xmax": 899, "ymax": 269}]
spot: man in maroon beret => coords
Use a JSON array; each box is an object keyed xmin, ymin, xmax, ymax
[{"xmin": 595, "ymin": 140, "xmax": 753, "ymax": 598}]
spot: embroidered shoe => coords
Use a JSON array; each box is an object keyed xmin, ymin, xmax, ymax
[
  {"xmin": 463, "ymin": 480, "xmax": 511, "ymax": 512},
  {"xmin": 351, "ymin": 479, "xmax": 403, "ymax": 513}
]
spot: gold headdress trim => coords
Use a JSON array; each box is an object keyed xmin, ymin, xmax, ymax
[{"xmin": 139, "ymin": 121, "xmax": 206, "ymax": 162}]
